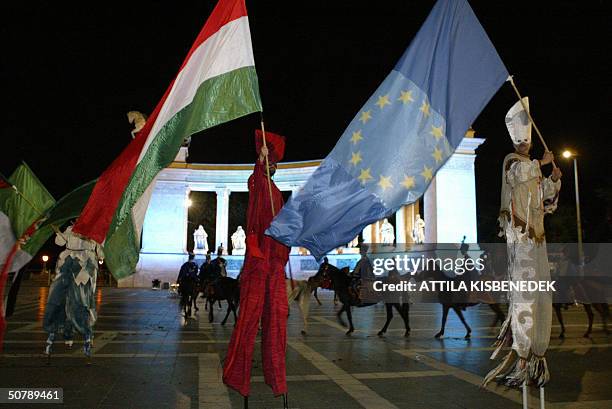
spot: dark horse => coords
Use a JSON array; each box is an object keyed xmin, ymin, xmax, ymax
[
  {"xmin": 323, "ymin": 264, "xmax": 410, "ymax": 336},
  {"xmin": 179, "ymin": 275, "xmax": 199, "ymax": 318},
  {"xmin": 417, "ymin": 267, "xmax": 505, "ymax": 339},
  {"xmin": 202, "ymin": 277, "xmax": 239, "ymax": 325}
]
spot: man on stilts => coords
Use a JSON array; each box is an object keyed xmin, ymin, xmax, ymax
[
  {"xmin": 223, "ymin": 130, "xmax": 290, "ymax": 407},
  {"xmin": 484, "ymin": 97, "xmax": 562, "ymax": 390},
  {"xmin": 43, "ymin": 223, "xmax": 104, "ymax": 357}
]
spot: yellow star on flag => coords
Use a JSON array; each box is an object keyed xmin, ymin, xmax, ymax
[
  {"xmin": 432, "ymin": 147, "xmax": 443, "ymax": 163},
  {"xmin": 377, "ymin": 175, "xmax": 393, "ymax": 191},
  {"xmin": 401, "ymin": 175, "xmax": 416, "ymax": 189},
  {"xmin": 375, "ymin": 95, "xmax": 391, "ymax": 109},
  {"xmin": 398, "ymin": 90, "xmax": 414, "ymax": 104},
  {"xmin": 420, "ymin": 100, "xmax": 431, "ymax": 117},
  {"xmin": 350, "ymin": 151, "xmax": 362, "ymax": 166},
  {"xmin": 358, "ymin": 168, "xmax": 373, "ymax": 184},
  {"xmin": 421, "ymin": 165, "xmax": 433, "ymax": 181},
  {"xmin": 351, "ymin": 130, "xmax": 363, "ymax": 144},
  {"xmin": 430, "ymin": 125, "xmax": 443, "ymax": 140},
  {"xmin": 359, "ymin": 110, "xmax": 372, "ymax": 124}
]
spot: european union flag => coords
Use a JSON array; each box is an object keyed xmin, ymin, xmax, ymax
[{"xmin": 267, "ymin": 0, "xmax": 509, "ymax": 259}]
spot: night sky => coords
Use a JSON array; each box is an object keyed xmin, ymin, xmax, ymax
[{"xmin": 2, "ymin": 1, "xmax": 611, "ymax": 245}]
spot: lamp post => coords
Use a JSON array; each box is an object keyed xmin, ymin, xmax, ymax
[
  {"xmin": 562, "ymin": 150, "xmax": 583, "ymax": 264},
  {"xmin": 42, "ymin": 255, "xmax": 50, "ymax": 286}
]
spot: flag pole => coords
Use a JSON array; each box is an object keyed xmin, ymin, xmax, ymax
[
  {"xmin": 259, "ymin": 117, "xmax": 295, "ymax": 289},
  {"xmin": 259, "ymin": 119, "xmax": 276, "ymax": 216},
  {"xmin": 508, "ymin": 76, "xmax": 557, "ymax": 168}
]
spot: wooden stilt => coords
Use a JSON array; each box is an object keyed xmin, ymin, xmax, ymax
[
  {"xmin": 522, "ymin": 381, "xmax": 529, "ymax": 409},
  {"xmin": 540, "ymin": 387, "xmax": 545, "ymax": 409}
]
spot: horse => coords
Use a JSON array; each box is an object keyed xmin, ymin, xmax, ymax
[
  {"xmin": 203, "ymin": 276, "xmax": 239, "ymax": 325},
  {"xmin": 553, "ymin": 270, "xmax": 610, "ymax": 338},
  {"xmin": 416, "ymin": 267, "xmax": 505, "ymax": 339},
  {"xmin": 179, "ymin": 274, "xmax": 199, "ymax": 318},
  {"xmin": 324, "ymin": 264, "xmax": 410, "ymax": 336},
  {"xmin": 286, "ymin": 278, "xmax": 314, "ymax": 334}
]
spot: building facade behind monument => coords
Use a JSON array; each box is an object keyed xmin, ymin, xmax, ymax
[{"xmin": 117, "ymin": 138, "xmax": 484, "ymax": 287}]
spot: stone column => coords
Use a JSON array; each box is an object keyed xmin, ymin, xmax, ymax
[
  {"xmin": 395, "ymin": 206, "xmax": 406, "ymax": 244},
  {"xmin": 290, "ymin": 186, "xmax": 301, "ymax": 254},
  {"xmin": 141, "ymin": 181, "xmax": 189, "ymax": 253},
  {"xmin": 362, "ymin": 224, "xmax": 373, "ymax": 243},
  {"xmin": 423, "ymin": 137, "xmax": 483, "ymax": 243},
  {"xmin": 215, "ymin": 188, "xmax": 231, "ymax": 255}
]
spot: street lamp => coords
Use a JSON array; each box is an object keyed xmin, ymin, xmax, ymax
[
  {"xmin": 42, "ymin": 255, "xmax": 50, "ymax": 285},
  {"xmin": 561, "ymin": 150, "xmax": 583, "ymax": 264}
]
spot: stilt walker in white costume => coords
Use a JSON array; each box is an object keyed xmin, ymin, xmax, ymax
[
  {"xmin": 43, "ymin": 224, "xmax": 104, "ymax": 358},
  {"xmin": 484, "ymin": 97, "xmax": 562, "ymax": 393}
]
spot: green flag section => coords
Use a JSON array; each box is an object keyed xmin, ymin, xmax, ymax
[
  {"xmin": 0, "ymin": 163, "xmax": 55, "ymax": 273},
  {"xmin": 0, "ymin": 163, "xmax": 55, "ymax": 238},
  {"xmin": 23, "ymin": 179, "xmax": 97, "ymax": 257},
  {"xmin": 73, "ymin": 0, "xmax": 263, "ymax": 279}
]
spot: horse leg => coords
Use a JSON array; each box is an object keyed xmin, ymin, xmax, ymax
[
  {"xmin": 221, "ymin": 300, "xmax": 231, "ymax": 326},
  {"xmin": 336, "ymin": 304, "xmax": 347, "ymax": 327},
  {"xmin": 434, "ymin": 305, "xmax": 450, "ymax": 338},
  {"xmin": 452, "ymin": 306, "xmax": 472, "ymax": 339},
  {"xmin": 313, "ymin": 288, "xmax": 322, "ymax": 306},
  {"xmin": 378, "ymin": 304, "xmax": 393, "ymax": 337},
  {"xmin": 345, "ymin": 304, "xmax": 354, "ymax": 335},
  {"xmin": 601, "ymin": 304, "xmax": 610, "ymax": 334},
  {"xmin": 300, "ymin": 287, "xmax": 311, "ymax": 335},
  {"xmin": 208, "ymin": 299, "xmax": 214, "ymax": 323},
  {"xmin": 583, "ymin": 304, "xmax": 594, "ymax": 338},
  {"xmin": 489, "ymin": 303, "xmax": 505, "ymax": 325},
  {"xmin": 399, "ymin": 303, "xmax": 411, "ymax": 337},
  {"xmin": 554, "ymin": 304, "xmax": 565, "ymax": 338}
]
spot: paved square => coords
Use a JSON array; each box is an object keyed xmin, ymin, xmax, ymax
[{"xmin": 1, "ymin": 283, "xmax": 610, "ymax": 408}]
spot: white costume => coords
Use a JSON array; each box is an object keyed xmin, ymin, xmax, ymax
[
  {"xmin": 484, "ymin": 98, "xmax": 561, "ymax": 388},
  {"xmin": 43, "ymin": 226, "xmax": 104, "ymax": 355}
]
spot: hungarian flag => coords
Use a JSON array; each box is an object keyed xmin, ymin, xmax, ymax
[
  {"xmin": 0, "ymin": 163, "xmax": 55, "ymax": 349},
  {"xmin": 0, "ymin": 163, "xmax": 55, "ymax": 274},
  {"xmin": 73, "ymin": 0, "xmax": 262, "ymax": 278}
]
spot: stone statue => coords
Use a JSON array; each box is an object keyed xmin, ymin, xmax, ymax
[
  {"xmin": 380, "ymin": 218, "xmax": 395, "ymax": 245},
  {"xmin": 412, "ymin": 214, "xmax": 425, "ymax": 244},
  {"xmin": 127, "ymin": 111, "xmax": 147, "ymax": 139},
  {"xmin": 231, "ymin": 226, "xmax": 246, "ymax": 255},
  {"xmin": 193, "ymin": 225, "xmax": 208, "ymax": 254}
]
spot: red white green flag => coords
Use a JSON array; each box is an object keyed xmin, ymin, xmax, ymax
[{"xmin": 73, "ymin": 0, "xmax": 262, "ymax": 278}]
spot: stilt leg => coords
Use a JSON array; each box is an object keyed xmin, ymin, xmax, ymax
[
  {"xmin": 243, "ymin": 396, "xmax": 248, "ymax": 409},
  {"xmin": 283, "ymin": 393, "xmax": 288, "ymax": 409},
  {"xmin": 522, "ymin": 381, "xmax": 528, "ymax": 409},
  {"xmin": 540, "ymin": 387, "xmax": 545, "ymax": 409}
]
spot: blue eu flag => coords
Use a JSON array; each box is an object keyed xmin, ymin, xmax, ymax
[{"xmin": 267, "ymin": 0, "xmax": 509, "ymax": 259}]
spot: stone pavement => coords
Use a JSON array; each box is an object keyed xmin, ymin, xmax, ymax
[{"xmin": 1, "ymin": 285, "xmax": 610, "ymax": 409}]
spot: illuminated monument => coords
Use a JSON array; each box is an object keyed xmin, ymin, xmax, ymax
[{"xmin": 118, "ymin": 136, "xmax": 484, "ymax": 287}]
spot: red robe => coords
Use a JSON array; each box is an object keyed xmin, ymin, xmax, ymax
[{"xmin": 223, "ymin": 159, "xmax": 290, "ymax": 397}]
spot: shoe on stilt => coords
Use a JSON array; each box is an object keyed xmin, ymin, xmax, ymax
[
  {"xmin": 44, "ymin": 334, "xmax": 55, "ymax": 355},
  {"xmin": 65, "ymin": 340, "xmax": 74, "ymax": 348},
  {"xmin": 83, "ymin": 339, "xmax": 92, "ymax": 357}
]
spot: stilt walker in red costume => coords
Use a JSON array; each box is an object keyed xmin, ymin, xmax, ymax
[{"xmin": 223, "ymin": 129, "xmax": 290, "ymax": 408}]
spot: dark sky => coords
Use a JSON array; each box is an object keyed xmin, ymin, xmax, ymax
[{"xmin": 2, "ymin": 1, "xmax": 611, "ymax": 241}]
